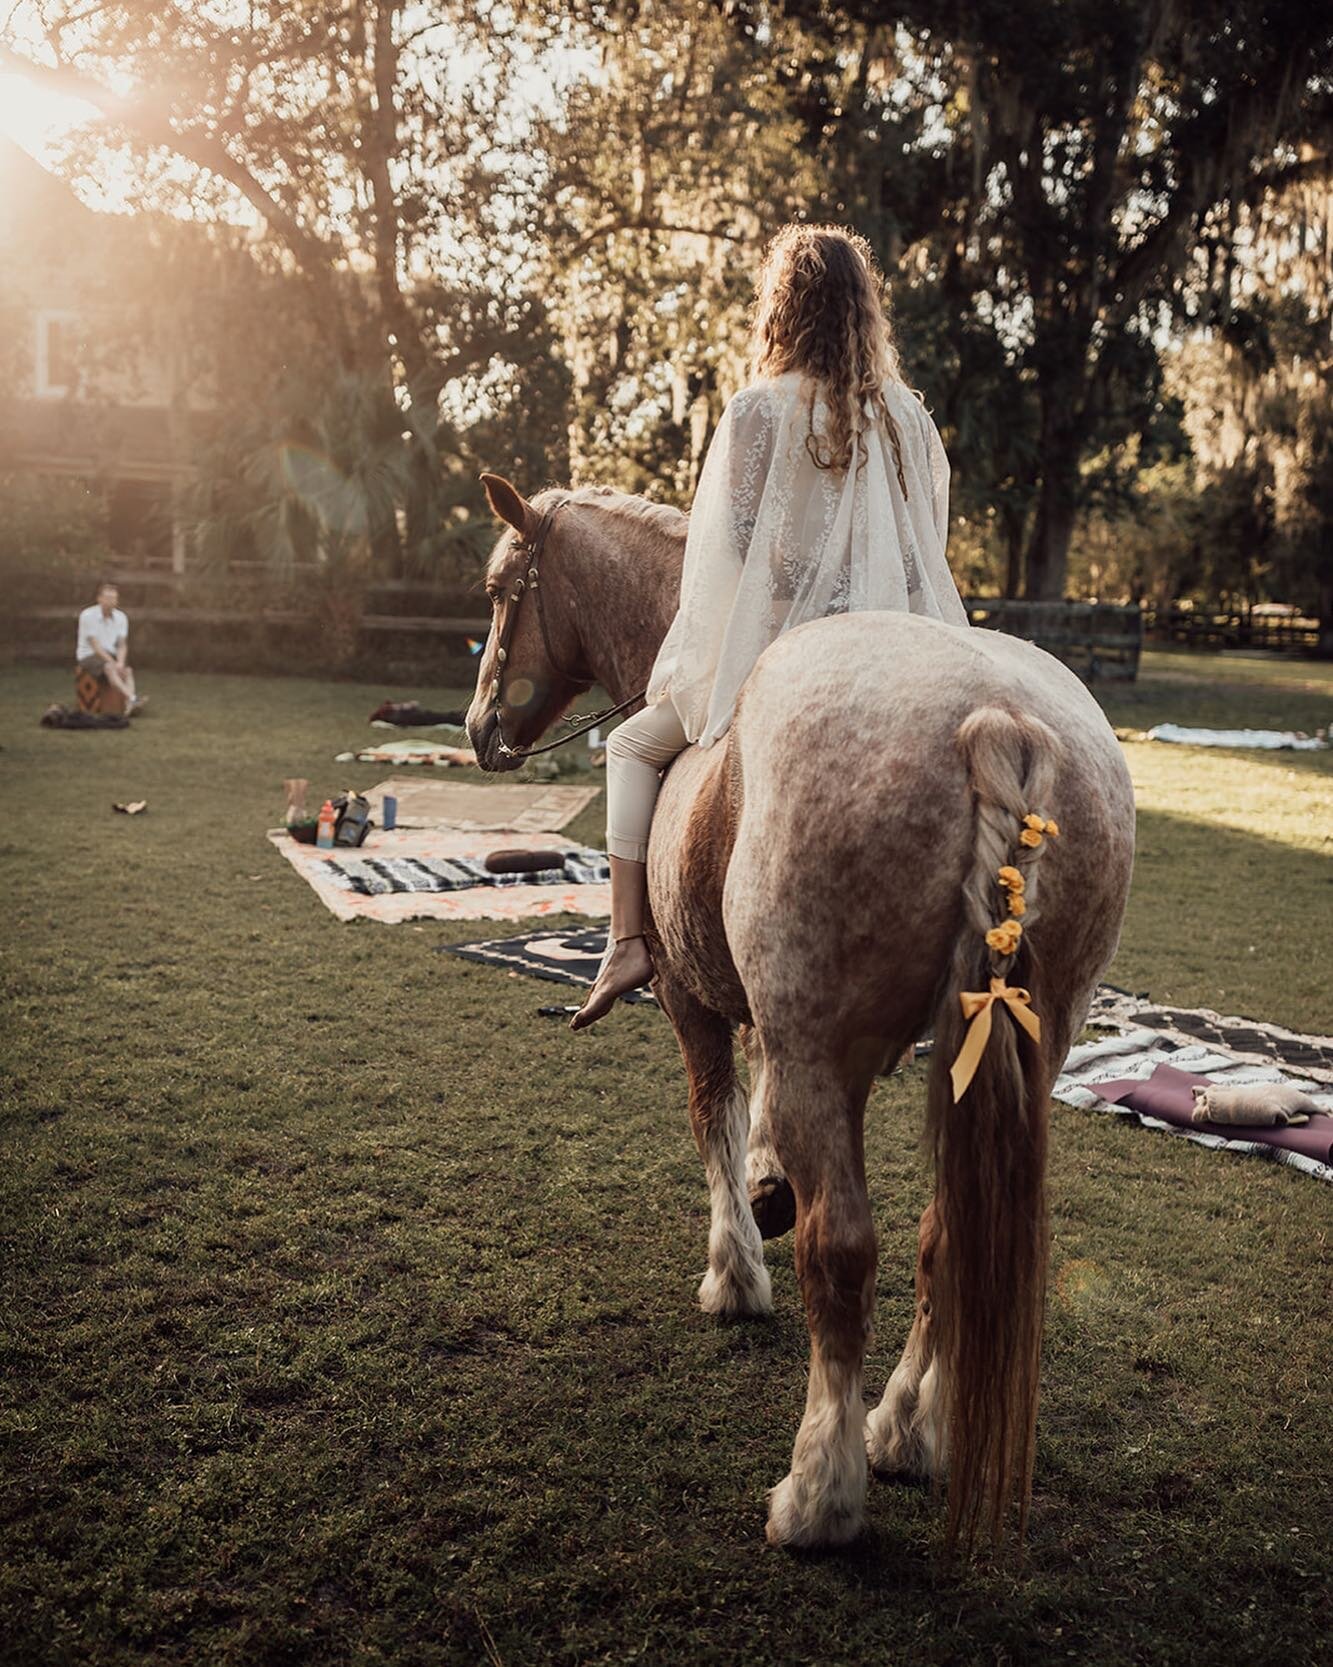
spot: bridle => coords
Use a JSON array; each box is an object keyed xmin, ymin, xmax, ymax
[{"xmin": 488, "ymin": 498, "xmax": 647, "ymax": 759}]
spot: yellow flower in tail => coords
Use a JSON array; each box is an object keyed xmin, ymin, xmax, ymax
[
  {"xmin": 1023, "ymin": 813, "xmax": 1046, "ymax": 830},
  {"xmin": 1009, "ymin": 893, "xmax": 1027, "ymax": 917},
  {"xmin": 997, "ymin": 865, "xmax": 1025, "ymax": 892},
  {"xmin": 1044, "ymin": 818, "xmax": 1061, "ymax": 837},
  {"xmin": 1019, "ymin": 827, "xmax": 1043, "ymax": 849},
  {"xmin": 985, "ymin": 918, "xmax": 1023, "ymax": 956}
]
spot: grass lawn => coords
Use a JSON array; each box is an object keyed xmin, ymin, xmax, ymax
[{"xmin": 2, "ymin": 650, "xmax": 1330, "ymax": 1667}]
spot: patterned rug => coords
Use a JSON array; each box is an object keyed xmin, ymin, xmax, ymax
[
  {"xmin": 1053, "ymin": 1028, "xmax": 1333, "ymax": 1182},
  {"xmin": 441, "ymin": 926, "xmax": 657, "ymax": 1003},
  {"xmin": 270, "ymin": 830, "xmax": 610, "ymax": 923},
  {"xmin": 1083, "ymin": 987, "xmax": 1333, "ymax": 1082}
]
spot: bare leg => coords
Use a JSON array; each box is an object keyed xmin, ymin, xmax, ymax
[
  {"xmin": 103, "ymin": 662, "xmax": 134, "ymax": 705},
  {"xmin": 657, "ymin": 974, "xmax": 771, "ymax": 1319},
  {"xmin": 569, "ymin": 856, "xmax": 654, "ymax": 1029},
  {"xmin": 866, "ymin": 1198, "xmax": 947, "ymax": 1482},
  {"xmin": 763, "ymin": 1054, "xmax": 877, "ymax": 1548}
]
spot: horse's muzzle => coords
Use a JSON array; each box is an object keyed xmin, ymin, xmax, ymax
[{"xmin": 467, "ymin": 709, "xmax": 525, "ymax": 774}]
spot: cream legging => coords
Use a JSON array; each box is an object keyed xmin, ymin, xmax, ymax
[{"xmin": 605, "ymin": 698, "xmax": 691, "ymax": 863}]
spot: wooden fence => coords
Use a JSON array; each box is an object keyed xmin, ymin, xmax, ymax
[
  {"xmin": 1142, "ymin": 607, "xmax": 1323, "ymax": 653},
  {"xmin": 965, "ymin": 599, "xmax": 1143, "ymax": 682},
  {"xmin": 12, "ymin": 576, "xmax": 1156, "ymax": 684}
]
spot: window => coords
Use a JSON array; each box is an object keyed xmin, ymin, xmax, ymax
[{"xmin": 35, "ymin": 310, "xmax": 80, "ymax": 397}]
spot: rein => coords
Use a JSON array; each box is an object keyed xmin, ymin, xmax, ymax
[{"xmin": 489, "ymin": 498, "xmax": 647, "ymax": 759}]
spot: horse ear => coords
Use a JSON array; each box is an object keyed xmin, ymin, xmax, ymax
[{"xmin": 480, "ymin": 473, "xmax": 533, "ymax": 536}]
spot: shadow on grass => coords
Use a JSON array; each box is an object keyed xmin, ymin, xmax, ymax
[{"xmin": 1110, "ymin": 804, "xmax": 1331, "ymax": 1030}]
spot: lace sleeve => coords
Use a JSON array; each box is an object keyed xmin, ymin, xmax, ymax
[
  {"xmin": 921, "ymin": 400, "xmax": 950, "ymax": 552},
  {"xmin": 725, "ymin": 389, "xmax": 777, "ymax": 561}
]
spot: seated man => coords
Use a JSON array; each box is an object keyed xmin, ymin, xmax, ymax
[{"xmin": 76, "ymin": 582, "xmax": 142, "ymax": 712}]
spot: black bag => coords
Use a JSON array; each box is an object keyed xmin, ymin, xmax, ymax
[{"xmin": 332, "ymin": 792, "xmax": 374, "ymax": 847}]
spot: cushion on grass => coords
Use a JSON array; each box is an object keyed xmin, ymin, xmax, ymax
[
  {"xmin": 1095, "ymin": 1064, "xmax": 1333, "ymax": 1165},
  {"xmin": 1190, "ymin": 1082, "xmax": 1318, "ymax": 1126}
]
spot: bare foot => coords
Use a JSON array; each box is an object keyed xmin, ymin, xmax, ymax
[{"xmin": 569, "ymin": 936, "xmax": 654, "ymax": 1030}]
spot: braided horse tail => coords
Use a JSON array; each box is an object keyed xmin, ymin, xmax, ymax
[{"xmin": 928, "ymin": 706, "xmax": 1061, "ymax": 1551}]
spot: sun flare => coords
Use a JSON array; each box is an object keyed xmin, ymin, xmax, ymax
[{"xmin": 0, "ymin": 72, "xmax": 98, "ymax": 158}]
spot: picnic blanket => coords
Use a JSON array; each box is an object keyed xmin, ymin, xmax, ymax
[
  {"xmin": 1084, "ymin": 987, "xmax": 1333, "ymax": 1082},
  {"xmin": 368, "ymin": 700, "xmax": 467, "ymax": 729},
  {"xmin": 1144, "ymin": 723, "xmax": 1328, "ymax": 751},
  {"xmin": 269, "ymin": 829, "xmax": 610, "ymax": 923},
  {"xmin": 335, "ymin": 739, "xmax": 476, "ymax": 766},
  {"xmin": 361, "ymin": 778, "xmax": 599, "ymax": 833},
  {"xmin": 1053, "ymin": 1028, "xmax": 1333, "ymax": 1182},
  {"xmin": 40, "ymin": 704, "xmax": 130, "ymax": 730},
  {"xmin": 442, "ymin": 925, "xmax": 657, "ymax": 1003}
]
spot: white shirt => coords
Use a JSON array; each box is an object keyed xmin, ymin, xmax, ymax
[
  {"xmin": 645, "ymin": 372, "xmax": 969, "ymax": 748},
  {"xmin": 77, "ymin": 604, "xmax": 128, "ymax": 662}
]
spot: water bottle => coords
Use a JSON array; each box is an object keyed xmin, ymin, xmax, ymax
[
  {"xmin": 382, "ymin": 793, "xmax": 397, "ymax": 831},
  {"xmin": 315, "ymin": 799, "xmax": 336, "ymax": 849}
]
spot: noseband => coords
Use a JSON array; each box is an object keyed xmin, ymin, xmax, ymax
[{"xmin": 489, "ymin": 499, "xmax": 647, "ymax": 759}]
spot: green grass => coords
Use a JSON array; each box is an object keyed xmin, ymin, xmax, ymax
[{"xmin": 2, "ymin": 652, "xmax": 1331, "ymax": 1667}]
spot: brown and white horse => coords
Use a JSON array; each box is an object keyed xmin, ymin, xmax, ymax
[{"xmin": 467, "ymin": 477, "xmax": 1135, "ymax": 1551}]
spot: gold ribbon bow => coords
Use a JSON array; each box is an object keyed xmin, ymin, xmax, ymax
[{"xmin": 949, "ymin": 977, "xmax": 1043, "ymax": 1102}]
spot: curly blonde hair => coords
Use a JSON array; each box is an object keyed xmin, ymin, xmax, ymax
[{"xmin": 750, "ymin": 223, "xmax": 910, "ymax": 495}]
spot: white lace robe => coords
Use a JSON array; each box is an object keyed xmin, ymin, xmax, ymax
[{"xmin": 645, "ymin": 370, "xmax": 970, "ymax": 748}]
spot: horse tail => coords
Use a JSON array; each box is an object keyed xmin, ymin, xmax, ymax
[{"xmin": 928, "ymin": 706, "xmax": 1060, "ymax": 1552}]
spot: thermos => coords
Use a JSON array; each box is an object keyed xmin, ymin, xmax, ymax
[{"xmin": 382, "ymin": 794, "xmax": 398, "ymax": 831}]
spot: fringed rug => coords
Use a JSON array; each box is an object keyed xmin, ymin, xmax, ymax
[
  {"xmin": 1054, "ymin": 1027, "xmax": 1333, "ymax": 1183},
  {"xmin": 1082, "ymin": 987, "xmax": 1333, "ymax": 1082},
  {"xmin": 270, "ymin": 829, "xmax": 610, "ymax": 923}
]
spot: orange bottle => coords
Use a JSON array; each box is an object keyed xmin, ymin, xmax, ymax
[{"xmin": 315, "ymin": 798, "xmax": 337, "ymax": 849}]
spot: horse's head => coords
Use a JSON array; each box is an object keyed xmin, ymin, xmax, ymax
[{"xmin": 465, "ymin": 473, "xmax": 596, "ymax": 773}]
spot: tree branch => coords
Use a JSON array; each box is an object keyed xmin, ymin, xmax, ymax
[
  {"xmin": 561, "ymin": 215, "xmax": 747, "ymax": 261},
  {"xmin": 0, "ymin": 42, "xmax": 334, "ymax": 280}
]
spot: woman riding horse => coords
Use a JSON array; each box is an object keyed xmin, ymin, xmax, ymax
[
  {"xmin": 570, "ymin": 223, "xmax": 970, "ymax": 1029},
  {"xmin": 468, "ymin": 229, "xmax": 1135, "ymax": 1552}
]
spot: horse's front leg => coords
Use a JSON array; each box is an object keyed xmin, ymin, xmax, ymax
[
  {"xmin": 739, "ymin": 1024, "xmax": 796, "ymax": 1240},
  {"xmin": 656, "ymin": 975, "xmax": 772, "ymax": 1320},
  {"xmin": 866, "ymin": 1199, "xmax": 946, "ymax": 1481}
]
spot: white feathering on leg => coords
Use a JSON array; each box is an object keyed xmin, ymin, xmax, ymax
[
  {"xmin": 766, "ymin": 1353, "xmax": 868, "ymax": 1547},
  {"xmin": 697, "ymin": 1083, "xmax": 773, "ymax": 1318}
]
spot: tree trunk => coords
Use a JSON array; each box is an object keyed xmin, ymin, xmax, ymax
[
  {"xmin": 1023, "ymin": 399, "xmax": 1085, "ymax": 600},
  {"xmin": 1001, "ymin": 504, "xmax": 1025, "ymax": 597},
  {"xmin": 1317, "ymin": 565, "xmax": 1333, "ymax": 661}
]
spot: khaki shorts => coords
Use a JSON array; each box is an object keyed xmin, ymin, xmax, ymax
[{"xmin": 77, "ymin": 655, "xmax": 109, "ymax": 678}]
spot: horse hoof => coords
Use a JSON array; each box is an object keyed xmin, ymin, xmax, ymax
[
  {"xmin": 864, "ymin": 1406, "xmax": 941, "ymax": 1484},
  {"xmin": 698, "ymin": 1260, "xmax": 773, "ymax": 1321},
  {"xmin": 749, "ymin": 1175, "xmax": 796, "ymax": 1240},
  {"xmin": 765, "ymin": 1472, "xmax": 864, "ymax": 1549}
]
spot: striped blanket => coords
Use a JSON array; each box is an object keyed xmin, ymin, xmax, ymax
[{"xmin": 270, "ymin": 829, "xmax": 610, "ymax": 923}]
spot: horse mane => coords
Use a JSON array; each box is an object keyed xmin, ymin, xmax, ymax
[{"xmin": 534, "ymin": 484, "xmax": 688, "ymax": 542}]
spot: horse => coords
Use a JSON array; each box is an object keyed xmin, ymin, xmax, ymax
[{"xmin": 466, "ymin": 475, "xmax": 1136, "ymax": 1552}]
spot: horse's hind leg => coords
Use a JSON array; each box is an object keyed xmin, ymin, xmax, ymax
[
  {"xmin": 656, "ymin": 974, "xmax": 772, "ymax": 1320},
  {"xmin": 739, "ymin": 1024, "xmax": 796, "ymax": 1240},
  {"xmin": 866, "ymin": 1199, "xmax": 945, "ymax": 1482},
  {"xmin": 762, "ymin": 1051, "xmax": 877, "ymax": 1548}
]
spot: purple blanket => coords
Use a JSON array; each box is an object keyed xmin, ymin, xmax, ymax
[{"xmin": 1095, "ymin": 1063, "xmax": 1333, "ymax": 1167}]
